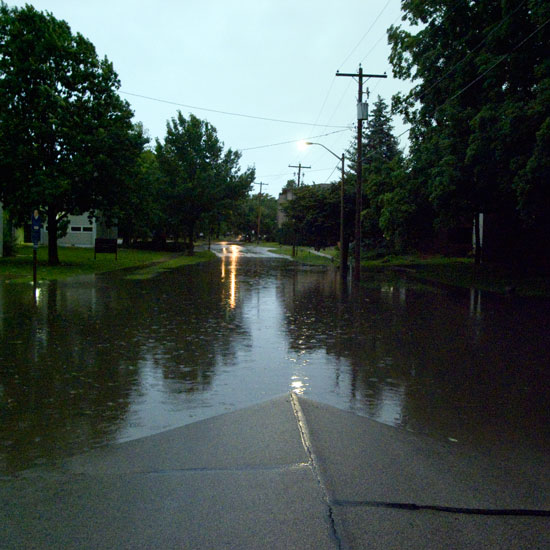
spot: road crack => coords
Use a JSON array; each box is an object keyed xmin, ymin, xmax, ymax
[{"xmin": 291, "ymin": 393, "xmax": 344, "ymax": 550}]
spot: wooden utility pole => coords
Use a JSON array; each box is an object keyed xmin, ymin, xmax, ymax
[
  {"xmin": 288, "ymin": 163, "xmax": 310, "ymax": 257},
  {"xmin": 288, "ymin": 163, "xmax": 311, "ymax": 187},
  {"xmin": 336, "ymin": 65, "xmax": 386, "ymax": 282},
  {"xmin": 254, "ymin": 182, "xmax": 268, "ymax": 244}
]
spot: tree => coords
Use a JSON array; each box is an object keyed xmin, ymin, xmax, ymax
[
  {"xmin": 514, "ymin": 2, "xmax": 550, "ymax": 233},
  {"xmin": 362, "ymin": 96, "xmax": 404, "ymax": 249},
  {"xmin": 0, "ymin": 3, "xmax": 144, "ymax": 264},
  {"xmin": 155, "ymin": 112, "xmax": 254, "ymax": 253},
  {"xmin": 344, "ymin": 95, "xmax": 406, "ymax": 254},
  {"xmin": 378, "ymin": 159, "xmax": 435, "ymax": 252},
  {"xmin": 230, "ymin": 192, "xmax": 278, "ymax": 242},
  {"xmin": 388, "ymin": 0, "xmax": 550, "ymax": 264},
  {"xmin": 255, "ymin": 193, "xmax": 278, "ymax": 241},
  {"xmin": 282, "ymin": 183, "xmax": 345, "ymax": 251},
  {"xmin": 117, "ymin": 147, "xmax": 166, "ymax": 246}
]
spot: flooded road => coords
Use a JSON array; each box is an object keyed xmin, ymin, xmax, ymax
[{"xmin": 1, "ymin": 243, "xmax": 549, "ymax": 473}]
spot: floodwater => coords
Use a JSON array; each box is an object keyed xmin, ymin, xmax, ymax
[{"xmin": 1, "ymin": 243, "xmax": 549, "ymax": 474}]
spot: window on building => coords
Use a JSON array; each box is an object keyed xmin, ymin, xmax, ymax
[{"xmin": 71, "ymin": 226, "xmax": 82, "ymax": 232}]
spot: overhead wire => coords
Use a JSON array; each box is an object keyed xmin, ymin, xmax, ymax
[
  {"xmin": 258, "ymin": 166, "xmax": 339, "ymax": 178},
  {"xmin": 367, "ymin": 11, "xmax": 550, "ymax": 159},
  {"xmin": 413, "ymin": 0, "xmax": 530, "ymax": 105},
  {"xmin": 339, "ymin": 0, "xmax": 393, "ymax": 69},
  {"xmin": 298, "ymin": 0, "xmax": 397, "ymax": 169},
  {"xmin": 445, "ymin": 13, "xmax": 550, "ymax": 105},
  {"xmin": 240, "ymin": 129, "xmax": 349, "ymax": 151},
  {"xmin": 119, "ymin": 90, "xmax": 349, "ymax": 128},
  {"xmin": 309, "ymin": 3, "xmax": 403, "ymax": 165}
]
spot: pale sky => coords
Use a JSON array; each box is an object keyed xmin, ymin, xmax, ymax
[{"xmin": 10, "ymin": 0, "xmax": 413, "ymax": 198}]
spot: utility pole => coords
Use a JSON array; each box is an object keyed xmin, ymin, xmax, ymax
[
  {"xmin": 336, "ymin": 64, "xmax": 386, "ymax": 282},
  {"xmin": 254, "ymin": 182, "xmax": 268, "ymax": 244},
  {"xmin": 288, "ymin": 163, "xmax": 311, "ymax": 257},
  {"xmin": 288, "ymin": 163, "xmax": 311, "ymax": 187}
]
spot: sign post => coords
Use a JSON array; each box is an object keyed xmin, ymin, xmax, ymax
[{"xmin": 31, "ymin": 210, "xmax": 42, "ymax": 289}]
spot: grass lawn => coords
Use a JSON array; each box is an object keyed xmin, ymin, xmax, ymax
[
  {"xmin": 252, "ymin": 244, "xmax": 550, "ymax": 296},
  {"xmin": 125, "ymin": 250, "xmax": 216, "ymax": 280},
  {"xmin": 255, "ymin": 242, "xmax": 337, "ymax": 266},
  {"xmin": 0, "ymin": 245, "xmax": 216, "ymax": 283},
  {"xmin": 361, "ymin": 255, "xmax": 550, "ymax": 296}
]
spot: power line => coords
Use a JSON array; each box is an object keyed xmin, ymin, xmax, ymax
[
  {"xmin": 373, "ymin": 12, "xmax": 550, "ymax": 155},
  {"xmin": 240, "ymin": 128, "xmax": 350, "ymax": 151},
  {"xmin": 310, "ymin": 1, "xmax": 396, "ymax": 142},
  {"xmin": 339, "ymin": 0, "xmax": 393, "ymax": 69},
  {"xmin": 303, "ymin": 75, "xmax": 337, "ymax": 138},
  {"xmin": 120, "ymin": 90, "xmax": 349, "ymax": 128},
  {"xmin": 322, "ymin": 166, "xmax": 338, "ymax": 184},
  {"xmin": 446, "ymin": 14, "xmax": 550, "ymax": 104},
  {"xmin": 258, "ymin": 166, "xmax": 337, "ymax": 179},
  {"xmin": 414, "ymin": 0, "xmax": 530, "ymax": 105}
]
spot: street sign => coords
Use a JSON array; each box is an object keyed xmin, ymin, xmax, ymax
[{"xmin": 31, "ymin": 210, "xmax": 41, "ymax": 247}]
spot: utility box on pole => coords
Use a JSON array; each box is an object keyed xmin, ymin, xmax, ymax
[{"xmin": 357, "ymin": 102, "xmax": 369, "ymax": 121}]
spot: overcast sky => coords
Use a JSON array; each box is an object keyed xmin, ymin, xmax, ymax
[{"xmin": 11, "ymin": 0, "xmax": 413, "ymax": 198}]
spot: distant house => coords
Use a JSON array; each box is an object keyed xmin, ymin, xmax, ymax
[{"xmin": 277, "ymin": 187, "xmax": 295, "ymax": 227}]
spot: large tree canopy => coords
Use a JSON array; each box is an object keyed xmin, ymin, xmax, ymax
[
  {"xmin": 282, "ymin": 181, "xmax": 355, "ymax": 252},
  {"xmin": 155, "ymin": 111, "xmax": 254, "ymax": 252},
  {"xmin": 0, "ymin": 2, "xmax": 144, "ymax": 264},
  {"xmin": 388, "ymin": 0, "xmax": 550, "ymax": 263}
]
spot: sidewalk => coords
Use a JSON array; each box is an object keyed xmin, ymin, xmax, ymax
[{"xmin": 1, "ymin": 394, "xmax": 549, "ymax": 549}]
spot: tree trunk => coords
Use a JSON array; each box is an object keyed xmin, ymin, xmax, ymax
[{"xmin": 47, "ymin": 206, "xmax": 60, "ymax": 266}]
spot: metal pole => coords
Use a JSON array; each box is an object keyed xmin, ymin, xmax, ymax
[
  {"xmin": 340, "ymin": 153, "xmax": 347, "ymax": 278},
  {"xmin": 354, "ymin": 66, "xmax": 363, "ymax": 282},
  {"xmin": 33, "ymin": 246, "xmax": 37, "ymax": 288},
  {"xmin": 255, "ymin": 182, "xmax": 268, "ymax": 244}
]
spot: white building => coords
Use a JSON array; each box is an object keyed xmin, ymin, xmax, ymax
[
  {"xmin": 277, "ymin": 187, "xmax": 295, "ymax": 227},
  {"xmin": 59, "ymin": 213, "xmax": 96, "ymax": 246},
  {"xmin": 39, "ymin": 213, "xmax": 117, "ymax": 247}
]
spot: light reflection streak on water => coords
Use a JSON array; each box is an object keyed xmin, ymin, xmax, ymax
[
  {"xmin": 33, "ymin": 284, "xmax": 43, "ymax": 305},
  {"xmin": 291, "ymin": 376, "xmax": 305, "ymax": 395},
  {"xmin": 229, "ymin": 245, "xmax": 238, "ymax": 309},
  {"xmin": 219, "ymin": 244, "xmax": 239, "ymax": 309}
]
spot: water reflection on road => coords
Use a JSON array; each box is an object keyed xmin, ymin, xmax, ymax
[{"xmin": 1, "ymin": 243, "xmax": 549, "ymax": 473}]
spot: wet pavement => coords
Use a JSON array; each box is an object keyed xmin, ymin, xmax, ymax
[
  {"xmin": 2, "ymin": 395, "xmax": 549, "ymax": 549},
  {"xmin": 1, "ymin": 242, "xmax": 550, "ymax": 477}
]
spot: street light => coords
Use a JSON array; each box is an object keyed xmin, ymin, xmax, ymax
[{"xmin": 304, "ymin": 142, "xmax": 348, "ymax": 278}]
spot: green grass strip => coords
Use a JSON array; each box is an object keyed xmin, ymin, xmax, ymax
[
  {"xmin": 0, "ymin": 245, "xmax": 214, "ymax": 283},
  {"xmin": 360, "ymin": 255, "xmax": 550, "ymax": 296},
  {"xmin": 257, "ymin": 243, "xmax": 336, "ymax": 266},
  {"xmin": 125, "ymin": 250, "xmax": 216, "ymax": 279}
]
